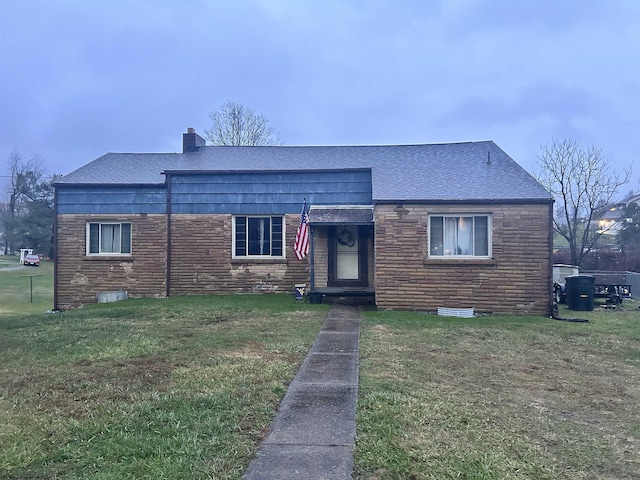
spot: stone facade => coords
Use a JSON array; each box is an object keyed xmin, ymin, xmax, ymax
[
  {"xmin": 373, "ymin": 203, "xmax": 552, "ymax": 314},
  {"xmin": 168, "ymin": 214, "xmax": 308, "ymax": 295},
  {"xmin": 311, "ymin": 227, "xmax": 329, "ymax": 287},
  {"xmin": 56, "ymin": 213, "xmax": 310, "ymax": 307},
  {"xmin": 56, "ymin": 214, "xmax": 167, "ymax": 308},
  {"xmin": 56, "ymin": 204, "xmax": 551, "ymax": 314}
]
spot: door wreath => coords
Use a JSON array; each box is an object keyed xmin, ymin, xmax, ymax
[{"xmin": 338, "ymin": 228, "xmax": 355, "ymax": 247}]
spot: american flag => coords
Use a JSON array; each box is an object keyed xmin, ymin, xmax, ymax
[{"xmin": 294, "ymin": 199, "xmax": 310, "ymax": 260}]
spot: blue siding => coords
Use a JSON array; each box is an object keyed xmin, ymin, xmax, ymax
[
  {"xmin": 170, "ymin": 171, "xmax": 372, "ymax": 214},
  {"xmin": 56, "ymin": 171, "xmax": 373, "ymax": 215},
  {"xmin": 57, "ymin": 187, "xmax": 166, "ymax": 214}
]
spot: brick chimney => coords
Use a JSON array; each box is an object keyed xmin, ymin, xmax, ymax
[{"xmin": 182, "ymin": 127, "xmax": 206, "ymax": 152}]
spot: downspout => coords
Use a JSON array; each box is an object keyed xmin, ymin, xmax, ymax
[
  {"xmin": 53, "ymin": 187, "xmax": 59, "ymax": 310},
  {"xmin": 165, "ymin": 174, "xmax": 172, "ymax": 297}
]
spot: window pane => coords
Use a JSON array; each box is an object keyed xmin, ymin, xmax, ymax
[
  {"xmin": 248, "ymin": 217, "xmax": 270, "ymax": 255},
  {"xmin": 121, "ymin": 223, "xmax": 131, "ymax": 254},
  {"xmin": 457, "ymin": 217, "xmax": 473, "ymax": 255},
  {"xmin": 474, "ymin": 216, "xmax": 488, "ymax": 256},
  {"xmin": 235, "ymin": 216, "xmax": 283, "ymax": 257},
  {"xmin": 100, "ymin": 224, "xmax": 120, "ymax": 253},
  {"xmin": 444, "ymin": 217, "xmax": 457, "ymax": 255},
  {"xmin": 235, "ymin": 217, "xmax": 246, "ymax": 256},
  {"xmin": 89, "ymin": 224, "xmax": 99, "ymax": 253},
  {"xmin": 430, "ymin": 215, "xmax": 490, "ymax": 257},
  {"xmin": 430, "ymin": 217, "xmax": 443, "ymax": 255},
  {"xmin": 271, "ymin": 216, "xmax": 283, "ymax": 256}
]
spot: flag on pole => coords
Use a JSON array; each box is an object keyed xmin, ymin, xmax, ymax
[{"xmin": 294, "ymin": 199, "xmax": 310, "ymax": 260}]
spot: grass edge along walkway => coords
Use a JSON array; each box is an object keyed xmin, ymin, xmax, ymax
[
  {"xmin": 1, "ymin": 295, "xmax": 329, "ymax": 480},
  {"xmin": 244, "ymin": 304, "xmax": 360, "ymax": 480},
  {"xmin": 353, "ymin": 306, "xmax": 640, "ymax": 479}
]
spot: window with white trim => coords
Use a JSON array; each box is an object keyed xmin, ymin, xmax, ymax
[
  {"xmin": 233, "ymin": 216, "xmax": 283, "ymax": 257},
  {"xmin": 429, "ymin": 215, "xmax": 490, "ymax": 257},
  {"xmin": 87, "ymin": 222, "xmax": 131, "ymax": 255}
]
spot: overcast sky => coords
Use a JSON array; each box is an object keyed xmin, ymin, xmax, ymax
[{"xmin": 1, "ymin": 0, "xmax": 639, "ymax": 195}]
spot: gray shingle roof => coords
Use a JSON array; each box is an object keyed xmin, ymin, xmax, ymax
[{"xmin": 56, "ymin": 141, "xmax": 552, "ymax": 202}]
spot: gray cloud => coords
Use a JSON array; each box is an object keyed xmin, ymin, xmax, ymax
[{"xmin": 0, "ymin": 0, "xmax": 638, "ymax": 190}]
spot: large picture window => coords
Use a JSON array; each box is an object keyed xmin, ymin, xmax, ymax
[
  {"xmin": 87, "ymin": 222, "xmax": 131, "ymax": 255},
  {"xmin": 234, "ymin": 216, "xmax": 283, "ymax": 257},
  {"xmin": 429, "ymin": 215, "xmax": 490, "ymax": 257}
]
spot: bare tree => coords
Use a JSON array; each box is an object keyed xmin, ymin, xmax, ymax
[
  {"xmin": 0, "ymin": 151, "xmax": 54, "ymax": 254},
  {"xmin": 535, "ymin": 139, "xmax": 631, "ymax": 267},
  {"xmin": 203, "ymin": 101, "xmax": 283, "ymax": 146}
]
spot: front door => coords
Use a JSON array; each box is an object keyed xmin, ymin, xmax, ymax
[{"xmin": 328, "ymin": 225, "xmax": 368, "ymax": 287}]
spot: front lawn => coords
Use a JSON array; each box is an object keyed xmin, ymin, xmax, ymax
[
  {"xmin": 0, "ymin": 295, "xmax": 328, "ymax": 479},
  {"xmin": 4, "ymin": 291, "xmax": 639, "ymax": 479},
  {"xmin": 0, "ymin": 256, "xmax": 53, "ymax": 315},
  {"xmin": 355, "ymin": 302, "xmax": 640, "ymax": 479}
]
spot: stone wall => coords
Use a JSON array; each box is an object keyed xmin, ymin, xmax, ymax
[
  {"xmin": 374, "ymin": 203, "xmax": 552, "ymax": 314},
  {"xmin": 311, "ymin": 227, "xmax": 329, "ymax": 287},
  {"xmin": 55, "ymin": 214, "xmax": 167, "ymax": 308},
  {"xmin": 56, "ymin": 213, "xmax": 311, "ymax": 307},
  {"xmin": 57, "ymin": 204, "xmax": 550, "ymax": 314},
  {"xmin": 168, "ymin": 214, "xmax": 309, "ymax": 295}
]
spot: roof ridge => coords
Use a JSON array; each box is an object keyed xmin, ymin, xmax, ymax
[{"xmin": 191, "ymin": 140, "xmax": 496, "ymax": 149}]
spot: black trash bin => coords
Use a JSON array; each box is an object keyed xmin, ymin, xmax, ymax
[{"xmin": 565, "ymin": 275, "xmax": 595, "ymax": 311}]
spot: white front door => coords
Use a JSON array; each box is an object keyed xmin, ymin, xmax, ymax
[{"xmin": 336, "ymin": 227, "xmax": 359, "ymax": 280}]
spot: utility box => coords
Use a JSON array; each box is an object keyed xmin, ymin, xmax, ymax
[{"xmin": 566, "ymin": 275, "xmax": 595, "ymax": 311}]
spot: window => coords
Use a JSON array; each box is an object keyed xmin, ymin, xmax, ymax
[
  {"xmin": 429, "ymin": 215, "xmax": 490, "ymax": 257},
  {"xmin": 87, "ymin": 222, "xmax": 131, "ymax": 255},
  {"xmin": 234, "ymin": 216, "xmax": 283, "ymax": 257}
]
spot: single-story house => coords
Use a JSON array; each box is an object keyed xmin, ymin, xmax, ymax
[{"xmin": 54, "ymin": 128, "xmax": 554, "ymax": 314}]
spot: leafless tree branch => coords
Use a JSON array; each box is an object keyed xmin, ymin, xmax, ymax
[
  {"xmin": 203, "ymin": 101, "xmax": 283, "ymax": 146},
  {"xmin": 534, "ymin": 138, "xmax": 631, "ymax": 267}
]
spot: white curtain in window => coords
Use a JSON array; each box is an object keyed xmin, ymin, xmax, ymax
[
  {"xmin": 444, "ymin": 217, "xmax": 457, "ymax": 255},
  {"xmin": 457, "ymin": 217, "xmax": 473, "ymax": 255},
  {"xmin": 258, "ymin": 218, "xmax": 265, "ymax": 255},
  {"xmin": 443, "ymin": 216, "xmax": 473, "ymax": 255},
  {"xmin": 100, "ymin": 224, "xmax": 120, "ymax": 253}
]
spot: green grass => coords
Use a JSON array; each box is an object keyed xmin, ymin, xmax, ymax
[
  {"xmin": 354, "ymin": 302, "xmax": 640, "ymax": 479},
  {"xmin": 0, "ymin": 256, "xmax": 54, "ymax": 315},
  {"xmin": 4, "ymin": 258, "xmax": 640, "ymax": 478},
  {"xmin": 0, "ymin": 295, "xmax": 329, "ymax": 479}
]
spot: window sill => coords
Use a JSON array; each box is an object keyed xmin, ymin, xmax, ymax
[
  {"xmin": 424, "ymin": 257, "xmax": 496, "ymax": 266},
  {"xmin": 84, "ymin": 255, "xmax": 134, "ymax": 262},
  {"xmin": 231, "ymin": 257, "xmax": 288, "ymax": 264}
]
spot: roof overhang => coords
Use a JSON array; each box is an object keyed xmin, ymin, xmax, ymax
[
  {"xmin": 54, "ymin": 182, "xmax": 166, "ymax": 188},
  {"xmin": 373, "ymin": 198, "xmax": 554, "ymax": 205},
  {"xmin": 309, "ymin": 205, "xmax": 374, "ymax": 225}
]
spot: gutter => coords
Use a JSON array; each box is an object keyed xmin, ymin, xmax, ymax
[{"xmin": 373, "ymin": 198, "xmax": 555, "ymax": 205}]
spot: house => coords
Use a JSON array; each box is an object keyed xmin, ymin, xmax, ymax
[
  {"xmin": 597, "ymin": 204, "xmax": 626, "ymax": 235},
  {"xmin": 625, "ymin": 193, "xmax": 640, "ymax": 208},
  {"xmin": 596, "ymin": 194, "xmax": 640, "ymax": 235},
  {"xmin": 54, "ymin": 128, "xmax": 554, "ymax": 314}
]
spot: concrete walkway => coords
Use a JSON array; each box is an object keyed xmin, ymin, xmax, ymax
[{"xmin": 244, "ymin": 304, "xmax": 360, "ymax": 480}]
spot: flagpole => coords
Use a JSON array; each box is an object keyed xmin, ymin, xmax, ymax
[{"xmin": 310, "ymin": 223, "xmax": 315, "ymax": 292}]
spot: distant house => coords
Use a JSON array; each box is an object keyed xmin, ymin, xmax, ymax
[
  {"xmin": 596, "ymin": 195, "xmax": 640, "ymax": 235},
  {"xmin": 597, "ymin": 204, "xmax": 625, "ymax": 235},
  {"xmin": 629, "ymin": 193, "xmax": 640, "ymax": 207},
  {"xmin": 54, "ymin": 128, "xmax": 554, "ymax": 314}
]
